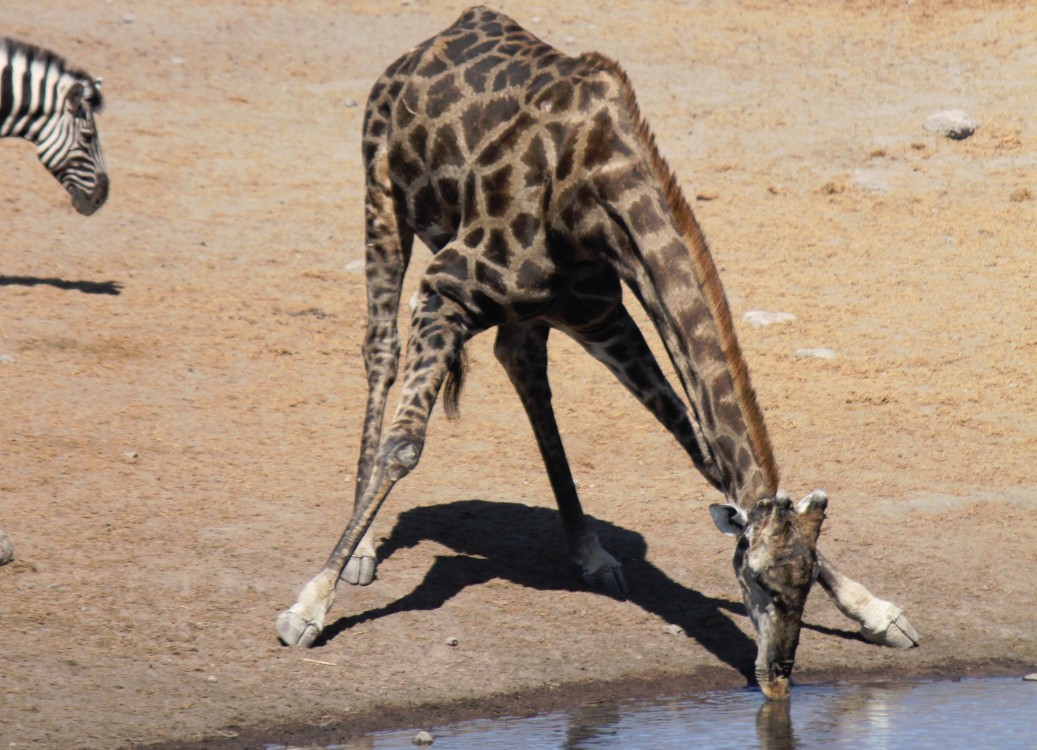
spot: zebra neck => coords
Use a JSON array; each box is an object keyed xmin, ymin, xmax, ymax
[{"xmin": 0, "ymin": 42, "xmax": 74, "ymax": 141}]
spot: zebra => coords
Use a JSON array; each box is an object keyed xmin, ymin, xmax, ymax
[
  {"xmin": 0, "ymin": 38, "xmax": 109, "ymax": 566},
  {"xmin": 1, "ymin": 37, "xmax": 108, "ymax": 215}
]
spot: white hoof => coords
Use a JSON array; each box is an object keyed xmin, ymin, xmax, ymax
[
  {"xmin": 861, "ymin": 605, "xmax": 920, "ymax": 648},
  {"xmin": 341, "ymin": 553, "xmax": 377, "ymax": 586},
  {"xmin": 276, "ymin": 606, "xmax": 324, "ymax": 647},
  {"xmin": 0, "ymin": 530, "xmax": 13, "ymax": 566},
  {"xmin": 276, "ymin": 570, "xmax": 337, "ymax": 647}
]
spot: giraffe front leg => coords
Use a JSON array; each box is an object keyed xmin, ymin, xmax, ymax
[
  {"xmin": 816, "ymin": 551, "xmax": 920, "ymax": 648},
  {"xmin": 277, "ymin": 289, "xmax": 472, "ymax": 647},
  {"xmin": 567, "ymin": 301, "xmax": 725, "ymax": 491},
  {"xmin": 337, "ymin": 135, "xmax": 415, "ymax": 589},
  {"xmin": 277, "ymin": 436, "xmax": 422, "ymax": 647}
]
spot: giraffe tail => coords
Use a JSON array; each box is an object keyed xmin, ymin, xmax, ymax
[{"xmin": 442, "ymin": 342, "xmax": 468, "ymax": 419}]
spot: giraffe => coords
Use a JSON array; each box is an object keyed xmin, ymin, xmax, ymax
[{"xmin": 277, "ymin": 6, "xmax": 918, "ymax": 698}]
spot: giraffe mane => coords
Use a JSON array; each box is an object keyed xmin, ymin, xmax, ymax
[{"xmin": 582, "ymin": 51, "xmax": 780, "ymax": 498}]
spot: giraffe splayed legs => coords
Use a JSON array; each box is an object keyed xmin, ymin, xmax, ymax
[{"xmin": 278, "ymin": 6, "xmax": 917, "ymax": 694}]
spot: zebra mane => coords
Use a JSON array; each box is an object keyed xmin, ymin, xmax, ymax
[{"xmin": 1, "ymin": 37, "xmax": 104, "ymax": 112}]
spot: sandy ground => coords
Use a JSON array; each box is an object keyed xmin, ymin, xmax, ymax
[{"xmin": 1, "ymin": 1, "xmax": 1035, "ymax": 748}]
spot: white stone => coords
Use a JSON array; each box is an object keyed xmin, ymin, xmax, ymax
[
  {"xmin": 852, "ymin": 169, "xmax": 891, "ymax": 194},
  {"xmin": 923, "ymin": 110, "xmax": 978, "ymax": 140},
  {"xmin": 742, "ymin": 310, "xmax": 796, "ymax": 327},
  {"xmin": 795, "ymin": 348, "xmax": 836, "ymax": 360}
]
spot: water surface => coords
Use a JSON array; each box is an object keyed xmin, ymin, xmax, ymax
[{"xmin": 320, "ymin": 677, "xmax": 1037, "ymax": 750}]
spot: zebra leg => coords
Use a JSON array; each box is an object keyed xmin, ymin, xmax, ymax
[
  {"xmin": 494, "ymin": 323, "xmax": 626, "ymax": 597},
  {"xmin": 341, "ymin": 139, "xmax": 414, "ymax": 587},
  {"xmin": 816, "ymin": 551, "xmax": 920, "ymax": 648},
  {"xmin": 277, "ymin": 288, "xmax": 473, "ymax": 647}
]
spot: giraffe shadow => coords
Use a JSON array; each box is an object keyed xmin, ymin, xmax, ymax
[
  {"xmin": 317, "ymin": 499, "xmax": 768, "ymax": 680},
  {"xmin": 0, "ymin": 275, "xmax": 122, "ymax": 295}
]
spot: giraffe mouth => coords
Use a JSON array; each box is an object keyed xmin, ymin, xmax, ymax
[{"xmin": 760, "ymin": 675, "xmax": 791, "ymax": 701}]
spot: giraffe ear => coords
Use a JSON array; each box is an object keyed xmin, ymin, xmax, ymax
[
  {"xmin": 710, "ymin": 503, "xmax": 748, "ymax": 536},
  {"xmin": 796, "ymin": 490, "xmax": 828, "ymax": 515}
]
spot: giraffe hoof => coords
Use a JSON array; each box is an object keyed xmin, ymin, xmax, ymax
[
  {"xmin": 276, "ymin": 607, "xmax": 323, "ymax": 648},
  {"xmin": 0, "ymin": 530, "xmax": 13, "ymax": 566},
  {"xmin": 341, "ymin": 553, "xmax": 377, "ymax": 586},
  {"xmin": 583, "ymin": 563, "xmax": 628, "ymax": 599},
  {"xmin": 862, "ymin": 611, "xmax": 920, "ymax": 648},
  {"xmin": 874, "ymin": 613, "xmax": 920, "ymax": 648}
]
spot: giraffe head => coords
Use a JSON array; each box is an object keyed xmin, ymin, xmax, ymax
[{"xmin": 710, "ymin": 490, "xmax": 828, "ymax": 700}]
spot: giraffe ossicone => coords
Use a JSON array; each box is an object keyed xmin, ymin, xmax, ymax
[{"xmin": 277, "ymin": 6, "xmax": 917, "ymax": 699}]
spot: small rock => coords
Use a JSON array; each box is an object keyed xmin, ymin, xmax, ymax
[
  {"xmin": 207, "ymin": 675, "xmax": 218, "ymax": 683},
  {"xmin": 695, "ymin": 190, "xmax": 719, "ymax": 201},
  {"xmin": 819, "ymin": 181, "xmax": 845, "ymax": 195},
  {"xmin": 851, "ymin": 169, "xmax": 891, "ymax": 194},
  {"xmin": 795, "ymin": 348, "xmax": 836, "ymax": 360},
  {"xmin": 922, "ymin": 110, "xmax": 978, "ymax": 140},
  {"xmin": 1024, "ymin": 673, "xmax": 1037, "ymax": 682},
  {"xmin": 344, "ymin": 98, "xmax": 359, "ymax": 108},
  {"xmin": 1009, "ymin": 187, "xmax": 1032, "ymax": 202},
  {"xmin": 344, "ymin": 259, "xmax": 364, "ymax": 273},
  {"xmin": 412, "ymin": 730, "xmax": 434, "ymax": 745},
  {"xmin": 0, "ymin": 530, "xmax": 14, "ymax": 566},
  {"xmin": 170, "ymin": 56, "xmax": 185, "ymax": 66},
  {"xmin": 0, "ymin": 354, "xmax": 15, "ymax": 364},
  {"xmin": 445, "ymin": 636, "xmax": 459, "ymax": 647},
  {"xmin": 122, "ymin": 451, "xmax": 140, "ymax": 461},
  {"xmin": 742, "ymin": 310, "xmax": 796, "ymax": 328},
  {"xmin": 663, "ymin": 623, "xmax": 685, "ymax": 637},
  {"xmin": 122, "ymin": 13, "xmax": 136, "ymax": 23}
]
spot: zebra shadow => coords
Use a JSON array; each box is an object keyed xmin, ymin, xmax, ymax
[
  {"xmin": 317, "ymin": 498, "xmax": 763, "ymax": 681},
  {"xmin": 0, "ymin": 275, "xmax": 121, "ymax": 295}
]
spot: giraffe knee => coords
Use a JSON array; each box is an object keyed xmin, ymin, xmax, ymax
[{"xmin": 383, "ymin": 437, "xmax": 423, "ymax": 481}]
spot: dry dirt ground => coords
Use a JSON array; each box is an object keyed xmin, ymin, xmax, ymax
[{"xmin": 2, "ymin": 1, "xmax": 1035, "ymax": 748}]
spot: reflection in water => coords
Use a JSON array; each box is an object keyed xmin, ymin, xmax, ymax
[
  {"xmin": 342, "ymin": 677, "xmax": 1036, "ymax": 749},
  {"xmin": 564, "ymin": 701, "xmax": 621, "ymax": 748},
  {"xmin": 755, "ymin": 700, "xmax": 796, "ymax": 750}
]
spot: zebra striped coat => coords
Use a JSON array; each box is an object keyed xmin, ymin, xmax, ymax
[{"xmin": 1, "ymin": 37, "xmax": 108, "ymax": 215}]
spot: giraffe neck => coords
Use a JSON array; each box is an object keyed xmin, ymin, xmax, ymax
[{"xmin": 585, "ymin": 53, "xmax": 779, "ymax": 508}]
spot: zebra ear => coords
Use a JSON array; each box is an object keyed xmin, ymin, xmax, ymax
[{"xmin": 66, "ymin": 82, "xmax": 85, "ymax": 111}]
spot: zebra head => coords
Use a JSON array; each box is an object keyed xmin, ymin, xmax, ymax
[{"xmin": 37, "ymin": 74, "xmax": 108, "ymax": 215}]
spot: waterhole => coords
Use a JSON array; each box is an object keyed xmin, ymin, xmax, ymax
[{"xmin": 270, "ymin": 676, "xmax": 1036, "ymax": 750}]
